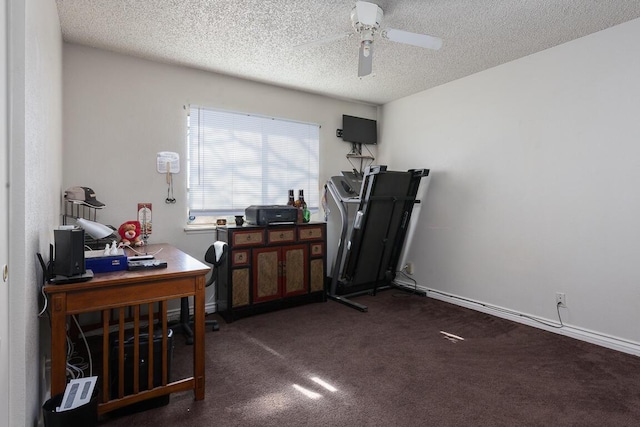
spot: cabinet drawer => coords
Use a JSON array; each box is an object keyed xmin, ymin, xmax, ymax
[
  {"xmin": 232, "ymin": 250, "xmax": 250, "ymax": 266},
  {"xmin": 233, "ymin": 230, "xmax": 264, "ymax": 247},
  {"xmin": 310, "ymin": 243, "xmax": 324, "ymax": 257},
  {"xmin": 298, "ymin": 226, "xmax": 324, "ymax": 241},
  {"xmin": 268, "ymin": 228, "xmax": 295, "ymax": 244}
]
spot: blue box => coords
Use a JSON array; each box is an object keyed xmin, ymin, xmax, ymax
[{"xmin": 85, "ymin": 253, "xmax": 128, "ymax": 273}]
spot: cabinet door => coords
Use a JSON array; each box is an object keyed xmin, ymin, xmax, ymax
[
  {"xmin": 230, "ymin": 248, "xmax": 251, "ymax": 308},
  {"xmin": 283, "ymin": 244, "xmax": 308, "ymax": 297},
  {"xmin": 309, "ymin": 258, "xmax": 325, "ymax": 293},
  {"xmin": 253, "ymin": 247, "xmax": 281, "ymax": 303},
  {"xmin": 231, "ymin": 268, "xmax": 251, "ymax": 307}
]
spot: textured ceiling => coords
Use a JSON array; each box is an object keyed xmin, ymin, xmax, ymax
[{"xmin": 56, "ymin": 1, "xmax": 640, "ymax": 105}]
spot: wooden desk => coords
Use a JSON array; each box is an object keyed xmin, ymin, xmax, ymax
[{"xmin": 44, "ymin": 244, "xmax": 210, "ymax": 414}]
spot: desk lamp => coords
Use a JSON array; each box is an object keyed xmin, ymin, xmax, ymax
[{"xmin": 75, "ymin": 218, "xmax": 115, "ymax": 239}]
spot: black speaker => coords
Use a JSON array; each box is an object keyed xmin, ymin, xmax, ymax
[{"xmin": 53, "ymin": 228, "xmax": 86, "ymax": 277}]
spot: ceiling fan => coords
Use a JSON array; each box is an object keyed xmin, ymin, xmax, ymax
[{"xmin": 297, "ymin": 1, "xmax": 443, "ymax": 77}]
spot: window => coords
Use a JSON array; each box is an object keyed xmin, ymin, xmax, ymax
[{"xmin": 187, "ymin": 106, "xmax": 320, "ymax": 220}]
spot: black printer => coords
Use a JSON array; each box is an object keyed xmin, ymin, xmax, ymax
[{"xmin": 245, "ymin": 205, "xmax": 298, "ymax": 225}]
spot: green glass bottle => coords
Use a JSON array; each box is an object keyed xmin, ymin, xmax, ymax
[{"xmin": 299, "ymin": 189, "xmax": 310, "ymax": 223}]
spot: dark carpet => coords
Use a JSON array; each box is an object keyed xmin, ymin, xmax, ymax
[{"xmin": 100, "ymin": 290, "xmax": 640, "ymax": 426}]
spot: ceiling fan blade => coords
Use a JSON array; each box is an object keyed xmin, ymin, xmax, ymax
[
  {"xmin": 357, "ymin": 42, "xmax": 373, "ymax": 77},
  {"xmin": 355, "ymin": 1, "xmax": 380, "ymax": 26},
  {"xmin": 293, "ymin": 32, "xmax": 353, "ymax": 50},
  {"xmin": 382, "ymin": 28, "xmax": 443, "ymax": 50}
]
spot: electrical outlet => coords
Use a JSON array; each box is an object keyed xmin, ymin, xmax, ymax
[
  {"xmin": 406, "ymin": 262, "xmax": 414, "ymax": 275},
  {"xmin": 555, "ymin": 292, "xmax": 566, "ymax": 307}
]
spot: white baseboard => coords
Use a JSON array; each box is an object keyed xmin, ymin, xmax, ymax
[{"xmin": 394, "ymin": 279, "xmax": 640, "ymax": 357}]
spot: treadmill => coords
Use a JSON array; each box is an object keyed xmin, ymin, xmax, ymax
[{"xmin": 325, "ymin": 165, "xmax": 430, "ymax": 311}]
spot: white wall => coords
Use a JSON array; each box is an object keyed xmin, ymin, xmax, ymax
[
  {"xmin": 62, "ymin": 43, "xmax": 377, "ymax": 293},
  {"xmin": 379, "ymin": 18, "xmax": 640, "ymax": 350},
  {"xmin": 9, "ymin": 0, "xmax": 63, "ymax": 425}
]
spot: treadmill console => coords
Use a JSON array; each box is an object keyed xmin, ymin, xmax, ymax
[
  {"xmin": 329, "ymin": 171, "xmax": 363, "ymax": 200},
  {"xmin": 341, "ymin": 171, "xmax": 363, "ymax": 193}
]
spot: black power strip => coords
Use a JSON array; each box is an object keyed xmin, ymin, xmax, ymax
[{"xmin": 127, "ymin": 260, "xmax": 167, "ymax": 271}]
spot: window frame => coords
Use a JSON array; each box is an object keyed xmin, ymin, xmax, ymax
[{"xmin": 186, "ymin": 106, "xmax": 320, "ymax": 224}]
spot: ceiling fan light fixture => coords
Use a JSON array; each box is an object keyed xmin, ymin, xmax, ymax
[
  {"xmin": 362, "ymin": 40, "xmax": 372, "ymax": 57},
  {"xmin": 351, "ymin": 1, "xmax": 383, "ymax": 32}
]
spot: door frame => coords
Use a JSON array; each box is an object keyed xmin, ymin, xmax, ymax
[{"xmin": 0, "ymin": 0, "xmax": 10, "ymax": 424}]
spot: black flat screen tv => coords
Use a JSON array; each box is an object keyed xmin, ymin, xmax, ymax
[{"xmin": 342, "ymin": 115, "xmax": 377, "ymax": 145}]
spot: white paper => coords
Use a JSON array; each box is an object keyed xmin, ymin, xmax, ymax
[
  {"xmin": 156, "ymin": 151, "xmax": 180, "ymax": 173},
  {"xmin": 56, "ymin": 376, "xmax": 97, "ymax": 412}
]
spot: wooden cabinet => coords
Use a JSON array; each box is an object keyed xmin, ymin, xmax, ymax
[{"xmin": 216, "ymin": 222, "xmax": 326, "ymax": 322}]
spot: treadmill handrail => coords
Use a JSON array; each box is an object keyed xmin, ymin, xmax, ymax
[{"xmin": 326, "ymin": 180, "xmax": 355, "ymax": 295}]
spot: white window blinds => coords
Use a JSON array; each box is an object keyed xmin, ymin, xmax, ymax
[{"xmin": 188, "ymin": 106, "xmax": 320, "ymax": 217}]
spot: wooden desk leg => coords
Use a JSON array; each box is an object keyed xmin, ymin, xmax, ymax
[
  {"xmin": 50, "ymin": 294, "xmax": 68, "ymax": 397},
  {"xmin": 194, "ymin": 276, "xmax": 206, "ymax": 400}
]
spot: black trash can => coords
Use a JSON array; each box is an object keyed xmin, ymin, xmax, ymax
[{"xmin": 42, "ymin": 391, "xmax": 98, "ymax": 427}]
